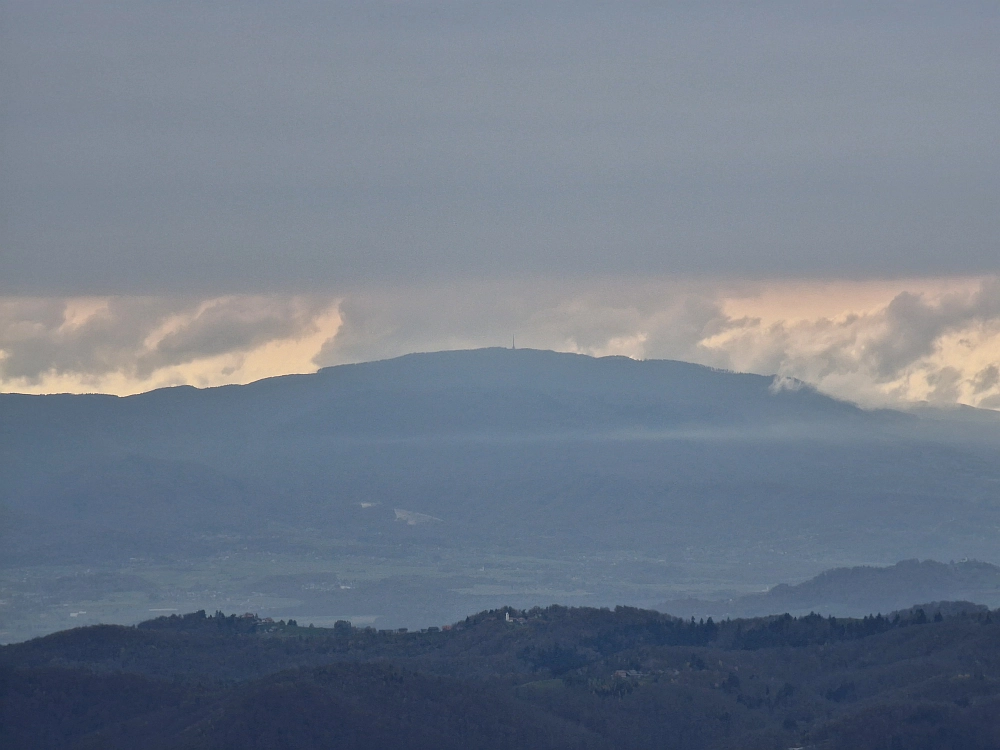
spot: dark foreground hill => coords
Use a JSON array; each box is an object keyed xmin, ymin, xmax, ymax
[
  {"xmin": 2, "ymin": 662, "xmax": 600, "ymax": 750},
  {"xmin": 660, "ymin": 559, "xmax": 1000, "ymax": 619},
  {"xmin": 3, "ymin": 604, "xmax": 1000, "ymax": 750},
  {"xmin": 4, "ymin": 348, "xmax": 1000, "ymax": 642}
]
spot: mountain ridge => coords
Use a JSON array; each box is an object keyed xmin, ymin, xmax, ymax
[
  {"xmin": 3, "ymin": 347, "xmax": 1000, "ymax": 643},
  {"xmin": 659, "ymin": 559, "xmax": 1000, "ymax": 620},
  {"xmin": 0, "ymin": 348, "xmax": 894, "ymax": 445}
]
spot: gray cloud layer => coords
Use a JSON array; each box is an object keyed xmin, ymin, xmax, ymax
[{"xmin": 3, "ymin": 2, "xmax": 999, "ymax": 294}]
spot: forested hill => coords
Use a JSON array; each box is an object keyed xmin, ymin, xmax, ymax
[
  {"xmin": 1, "ymin": 347, "xmax": 882, "ymax": 444},
  {"xmin": 3, "ymin": 604, "xmax": 1000, "ymax": 749}
]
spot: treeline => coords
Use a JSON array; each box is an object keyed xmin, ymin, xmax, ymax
[{"xmin": 2, "ymin": 603, "xmax": 1000, "ymax": 749}]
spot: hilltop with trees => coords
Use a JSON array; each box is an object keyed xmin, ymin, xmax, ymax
[{"xmin": 4, "ymin": 603, "xmax": 1000, "ymax": 749}]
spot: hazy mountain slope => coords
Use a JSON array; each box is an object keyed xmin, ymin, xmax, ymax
[
  {"xmin": 3, "ymin": 348, "xmax": 1000, "ymax": 641},
  {"xmin": 660, "ymin": 559, "xmax": 1000, "ymax": 619},
  {"xmin": 3, "ymin": 347, "xmax": 920, "ymax": 552},
  {"xmin": 0, "ymin": 348, "xmax": 886, "ymax": 449},
  {"xmin": 2, "ymin": 456, "xmax": 262, "ymax": 565}
]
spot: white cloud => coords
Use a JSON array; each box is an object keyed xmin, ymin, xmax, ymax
[
  {"xmin": 693, "ymin": 279, "xmax": 1000, "ymax": 407},
  {"xmin": 0, "ymin": 295, "xmax": 339, "ymax": 394}
]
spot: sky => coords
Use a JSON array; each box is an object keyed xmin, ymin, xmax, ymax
[{"xmin": 2, "ymin": 2, "xmax": 999, "ymax": 407}]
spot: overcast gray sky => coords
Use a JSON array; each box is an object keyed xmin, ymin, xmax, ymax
[{"xmin": 3, "ymin": 1, "xmax": 999, "ymax": 295}]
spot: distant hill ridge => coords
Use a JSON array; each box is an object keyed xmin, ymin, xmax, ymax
[
  {"xmin": 5, "ymin": 348, "xmax": 1000, "ymax": 644},
  {"xmin": 660, "ymin": 559, "xmax": 1000, "ymax": 619},
  {"xmin": 0, "ymin": 348, "xmax": 883, "ymax": 441}
]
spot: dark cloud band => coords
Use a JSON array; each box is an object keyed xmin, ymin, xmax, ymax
[{"xmin": 2, "ymin": 2, "xmax": 999, "ymax": 294}]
